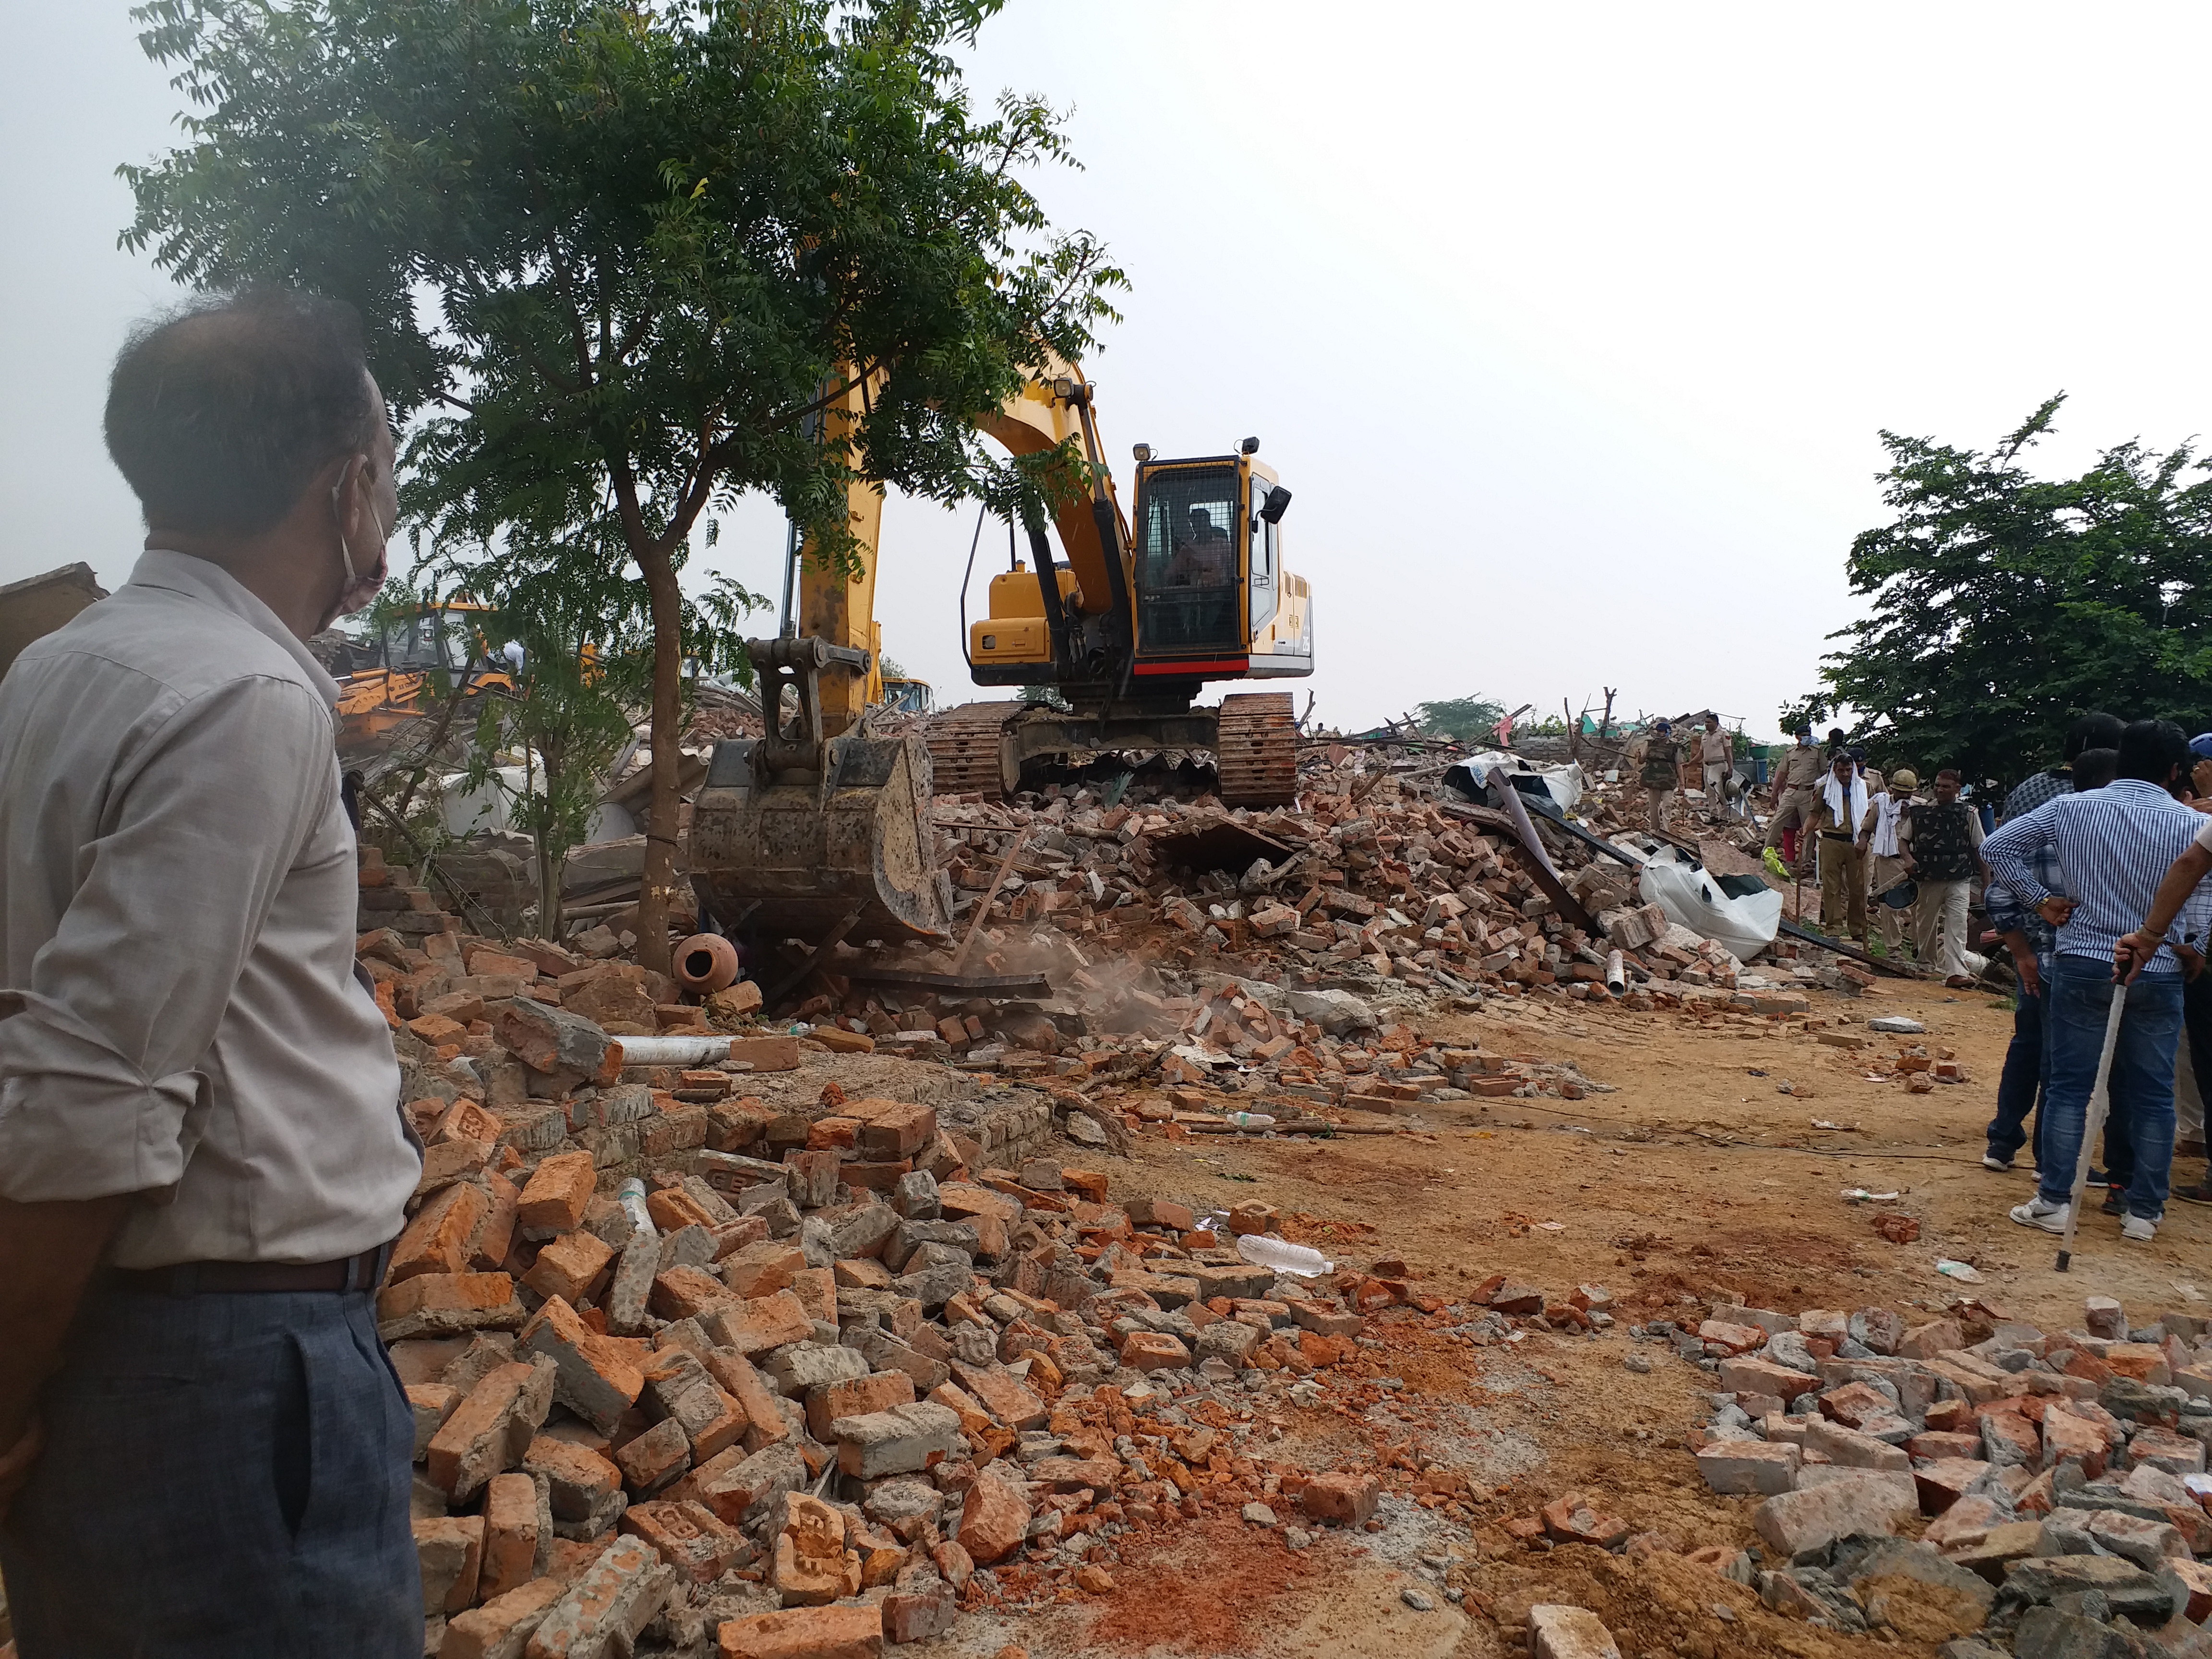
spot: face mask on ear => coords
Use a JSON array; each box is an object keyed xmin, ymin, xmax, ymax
[{"xmin": 331, "ymin": 476, "xmax": 392, "ymax": 618}]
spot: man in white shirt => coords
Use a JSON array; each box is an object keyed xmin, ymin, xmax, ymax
[{"xmin": 0, "ymin": 292, "xmax": 421, "ymax": 1653}]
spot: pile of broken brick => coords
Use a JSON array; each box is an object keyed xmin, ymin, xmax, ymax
[
  {"xmin": 1635, "ymin": 1291, "xmax": 2212, "ymax": 1655},
  {"xmin": 387, "ymin": 1017, "xmax": 1413, "ymax": 1659}
]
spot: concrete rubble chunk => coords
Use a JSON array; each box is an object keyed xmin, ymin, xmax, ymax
[
  {"xmin": 1754, "ymin": 1472, "xmax": 1918, "ymax": 1562},
  {"xmin": 1527, "ymin": 1605, "xmax": 1623, "ymax": 1659}
]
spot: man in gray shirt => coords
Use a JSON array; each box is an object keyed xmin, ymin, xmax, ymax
[{"xmin": 0, "ymin": 291, "xmax": 422, "ymax": 1653}]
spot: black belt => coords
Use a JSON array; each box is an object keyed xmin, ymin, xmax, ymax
[{"xmin": 108, "ymin": 1240, "xmax": 394, "ymax": 1297}]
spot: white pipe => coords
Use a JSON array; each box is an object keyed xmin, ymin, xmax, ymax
[{"xmin": 614, "ymin": 1035, "xmax": 736, "ymax": 1066}]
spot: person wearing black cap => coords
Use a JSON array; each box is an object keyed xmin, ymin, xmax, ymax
[{"xmin": 1630, "ymin": 718, "xmax": 1685, "ymax": 837}]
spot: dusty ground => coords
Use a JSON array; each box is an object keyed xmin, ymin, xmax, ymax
[{"xmin": 909, "ymin": 976, "xmax": 2212, "ymax": 1659}]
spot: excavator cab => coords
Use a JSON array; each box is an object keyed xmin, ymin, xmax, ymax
[{"xmin": 1128, "ymin": 449, "xmax": 1307, "ymax": 679}]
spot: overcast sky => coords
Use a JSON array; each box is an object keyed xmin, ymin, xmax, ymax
[{"xmin": 6, "ymin": 3, "xmax": 2210, "ymax": 741}]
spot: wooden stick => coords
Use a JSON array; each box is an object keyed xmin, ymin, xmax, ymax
[{"xmin": 951, "ymin": 832, "xmax": 1027, "ymax": 973}]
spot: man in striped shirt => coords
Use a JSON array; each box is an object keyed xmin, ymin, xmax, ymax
[{"xmin": 1982, "ymin": 720, "xmax": 2206, "ymax": 1241}]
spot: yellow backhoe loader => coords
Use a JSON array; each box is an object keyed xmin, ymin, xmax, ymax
[
  {"xmin": 335, "ymin": 601, "xmax": 517, "ymax": 747},
  {"xmin": 689, "ymin": 361, "xmax": 1315, "ymax": 948}
]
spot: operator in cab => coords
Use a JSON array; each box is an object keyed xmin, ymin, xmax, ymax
[{"xmin": 1168, "ymin": 506, "xmax": 1234, "ymax": 587}]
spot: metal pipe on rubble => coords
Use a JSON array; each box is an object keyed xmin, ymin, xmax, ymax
[{"xmin": 1605, "ymin": 950, "xmax": 1625, "ymax": 996}]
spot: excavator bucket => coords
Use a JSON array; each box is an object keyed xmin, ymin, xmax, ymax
[{"xmin": 688, "ymin": 733, "xmax": 951, "ymax": 945}]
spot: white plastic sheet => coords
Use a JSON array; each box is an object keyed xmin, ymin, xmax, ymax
[
  {"xmin": 1451, "ymin": 751, "xmax": 1584, "ymax": 813},
  {"xmin": 1637, "ymin": 845, "xmax": 1783, "ymax": 962}
]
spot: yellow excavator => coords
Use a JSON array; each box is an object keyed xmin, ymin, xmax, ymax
[
  {"xmin": 335, "ymin": 600, "xmax": 517, "ymax": 747},
  {"xmin": 689, "ymin": 361, "xmax": 1315, "ymax": 945}
]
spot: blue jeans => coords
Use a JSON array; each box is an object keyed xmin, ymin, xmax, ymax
[
  {"xmin": 2038, "ymin": 955, "xmax": 2184, "ymax": 1220},
  {"xmin": 0, "ymin": 1281, "xmax": 421, "ymax": 1658},
  {"xmin": 1986, "ymin": 979, "xmax": 2048, "ymax": 1165}
]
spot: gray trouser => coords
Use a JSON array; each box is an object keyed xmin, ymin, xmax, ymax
[
  {"xmin": 1647, "ymin": 788, "xmax": 1676, "ymax": 835},
  {"xmin": 0, "ymin": 1281, "xmax": 421, "ymax": 1658},
  {"xmin": 1914, "ymin": 878, "xmax": 1973, "ymax": 978},
  {"xmin": 1703, "ymin": 763, "xmax": 1732, "ymax": 817}
]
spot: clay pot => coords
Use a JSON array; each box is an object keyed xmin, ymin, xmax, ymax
[{"xmin": 672, "ymin": 931, "xmax": 741, "ymax": 995}]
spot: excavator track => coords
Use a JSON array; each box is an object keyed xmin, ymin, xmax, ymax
[
  {"xmin": 1214, "ymin": 692, "xmax": 1299, "ymax": 807},
  {"xmin": 923, "ymin": 701, "xmax": 1021, "ymax": 801}
]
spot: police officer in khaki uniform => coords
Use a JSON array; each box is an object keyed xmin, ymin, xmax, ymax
[
  {"xmin": 1762, "ymin": 725, "xmax": 1827, "ymax": 853},
  {"xmin": 1698, "ymin": 713, "xmax": 1735, "ymax": 821}
]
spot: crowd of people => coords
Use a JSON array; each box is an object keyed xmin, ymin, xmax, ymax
[{"xmin": 1632, "ymin": 708, "xmax": 2212, "ymax": 1246}]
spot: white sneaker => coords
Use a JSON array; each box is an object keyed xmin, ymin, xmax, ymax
[
  {"xmin": 1982, "ymin": 1154, "xmax": 2014, "ymax": 1172},
  {"xmin": 2010, "ymin": 1198, "xmax": 2069, "ymax": 1234},
  {"xmin": 2122, "ymin": 1214, "xmax": 2158, "ymax": 1242}
]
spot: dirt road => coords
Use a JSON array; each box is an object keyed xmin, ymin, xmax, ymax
[{"xmin": 924, "ymin": 978, "xmax": 2211, "ymax": 1659}]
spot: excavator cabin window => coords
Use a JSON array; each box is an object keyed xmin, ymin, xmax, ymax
[
  {"xmin": 1135, "ymin": 467, "xmax": 1241, "ymax": 652},
  {"xmin": 381, "ymin": 611, "xmax": 474, "ymax": 674}
]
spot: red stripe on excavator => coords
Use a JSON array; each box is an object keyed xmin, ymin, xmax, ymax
[{"xmin": 1134, "ymin": 658, "xmax": 1249, "ymax": 675}]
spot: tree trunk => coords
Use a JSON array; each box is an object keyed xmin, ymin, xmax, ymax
[{"xmin": 636, "ymin": 540, "xmax": 684, "ymax": 977}]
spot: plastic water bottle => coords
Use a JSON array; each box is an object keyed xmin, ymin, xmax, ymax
[
  {"xmin": 617, "ymin": 1177, "xmax": 658, "ymax": 1239},
  {"xmin": 1235, "ymin": 1234, "xmax": 1334, "ymax": 1277},
  {"xmin": 1222, "ymin": 1111, "xmax": 1275, "ymax": 1131}
]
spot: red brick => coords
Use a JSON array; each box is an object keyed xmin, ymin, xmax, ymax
[
  {"xmin": 697, "ymin": 1292, "xmax": 814, "ymax": 1357},
  {"xmin": 441, "ymin": 1576, "xmax": 566, "ymax": 1659},
  {"xmin": 701, "ymin": 1350, "xmax": 788, "ymax": 1452},
  {"xmin": 2043, "ymin": 1406, "xmax": 2110, "ymax": 1479},
  {"xmin": 620, "ymin": 1498, "xmax": 747, "ymax": 1585},
  {"xmin": 524, "ymin": 1229, "xmax": 615, "ymax": 1307},
  {"xmin": 479, "ymin": 1471, "xmax": 543, "ymax": 1601},
  {"xmin": 952, "ymin": 1362, "xmax": 1046, "ymax": 1431},
  {"xmin": 427, "ymin": 1361, "xmax": 553, "ymax": 1501},
  {"xmin": 1906, "ymin": 1431, "xmax": 1984, "ymax": 1463},
  {"xmin": 467, "ymin": 949, "xmax": 540, "ymax": 981},
  {"xmin": 723, "ymin": 1036, "xmax": 802, "ymax": 1073},
  {"xmin": 716, "ymin": 1604, "xmax": 883, "ymax": 1659},
  {"xmin": 390, "ymin": 1181, "xmax": 491, "ymax": 1282},
  {"xmin": 957, "ymin": 1467, "xmax": 1030, "ymax": 1564},
  {"xmin": 1119, "ymin": 1331, "xmax": 1190, "ymax": 1372},
  {"xmin": 517, "ymin": 1151, "xmax": 597, "ymax": 1232},
  {"xmin": 858, "ymin": 1103, "xmax": 937, "ymax": 1160},
  {"xmin": 409, "ymin": 1012, "xmax": 469, "ymax": 1047},
  {"xmin": 377, "ymin": 1271, "xmax": 517, "ymax": 1325},
  {"xmin": 413, "ymin": 1514, "xmax": 483, "ymax": 1614},
  {"xmin": 2105, "ymin": 1342, "xmax": 2172, "ymax": 1383},
  {"xmin": 1301, "ymin": 1471, "xmax": 1381, "ymax": 1527},
  {"xmin": 517, "ymin": 1295, "xmax": 645, "ymax": 1435},
  {"xmin": 1716, "ymin": 1357, "xmax": 1820, "ymax": 1398},
  {"xmin": 805, "ymin": 1371, "xmax": 915, "ymax": 1442},
  {"xmin": 650, "ymin": 1265, "xmax": 734, "ymax": 1323},
  {"xmin": 1912, "ymin": 1457, "xmax": 1992, "ymax": 1515},
  {"xmin": 721, "ymin": 1242, "xmax": 806, "ymax": 1299},
  {"xmin": 1818, "ymin": 1381, "xmax": 1895, "ymax": 1428},
  {"xmin": 881, "ymin": 1584, "xmax": 955, "ymax": 1643},
  {"xmin": 613, "ymin": 1418, "xmax": 692, "ymax": 1496}
]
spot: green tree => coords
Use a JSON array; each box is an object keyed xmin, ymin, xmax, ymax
[
  {"xmin": 122, "ymin": 0, "xmax": 1123, "ymax": 970},
  {"xmin": 432, "ymin": 540, "xmax": 764, "ymax": 937},
  {"xmin": 1413, "ymin": 694, "xmax": 1505, "ymax": 744},
  {"xmin": 1809, "ymin": 397, "xmax": 2212, "ymax": 783}
]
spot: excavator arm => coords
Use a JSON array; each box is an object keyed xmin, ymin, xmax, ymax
[{"xmin": 794, "ymin": 358, "xmax": 1129, "ymax": 736}]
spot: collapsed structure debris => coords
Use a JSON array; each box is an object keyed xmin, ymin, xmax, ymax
[{"xmin": 309, "ymin": 721, "xmax": 2073, "ymax": 1659}]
